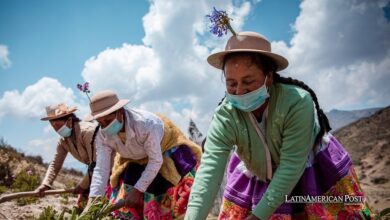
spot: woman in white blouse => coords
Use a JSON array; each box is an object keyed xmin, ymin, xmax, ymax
[{"xmin": 86, "ymin": 90, "xmax": 202, "ymax": 219}]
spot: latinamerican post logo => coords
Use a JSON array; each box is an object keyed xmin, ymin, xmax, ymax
[{"xmin": 285, "ymin": 195, "xmax": 364, "ymax": 204}]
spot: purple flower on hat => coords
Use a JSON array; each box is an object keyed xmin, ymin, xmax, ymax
[
  {"xmin": 206, "ymin": 7, "xmax": 236, "ymax": 37},
  {"xmin": 77, "ymin": 82, "xmax": 91, "ymax": 102}
]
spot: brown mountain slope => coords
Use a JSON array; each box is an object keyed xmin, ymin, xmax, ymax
[{"xmin": 334, "ymin": 106, "xmax": 390, "ymax": 212}]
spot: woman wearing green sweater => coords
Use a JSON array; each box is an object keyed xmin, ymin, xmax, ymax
[{"xmin": 185, "ymin": 32, "xmax": 372, "ymax": 219}]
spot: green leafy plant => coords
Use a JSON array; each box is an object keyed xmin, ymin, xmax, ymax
[
  {"xmin": 374, "ymin": 207, "xmax": 390, "ymax": 220},
  {"xmin": 77, "ymin": 197, "xmax": 113, "ymax": 220},
  {"xmin": 60, "ymin": 194, "xmax": 70, "ymax": 205},
  {"xmin": 36, "ymin": 206, "xmax": 58, "ymax": 220},
  {"xmin": 0, "ymin": 185, "xmax": 7, "ymax": 193},
  {"xmin": 34, "ymin": 197, "xmax": 113, "ymax": 220},
  {"xmin": 12, "ymin": 167, "xmax": 40, "ymax": 206}
]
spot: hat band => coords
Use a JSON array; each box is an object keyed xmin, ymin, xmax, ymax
[{"xmin": 90, "ymin": 97, "xmax": 119, "ymax": 116}]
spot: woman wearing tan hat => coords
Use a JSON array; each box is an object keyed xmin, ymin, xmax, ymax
[
  {"xmin": 35, "ymin": 103, "xmax": 99, "ymax": 207},
  {"xmin": 86, "ymin": 90, "xmax": 202, "ymax": 219},
  {"xmin": 185, "ymin": 32, "xmax": 372, "ymax": 219}
]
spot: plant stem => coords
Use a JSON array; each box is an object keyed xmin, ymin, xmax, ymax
[
  {"xmin": 227, "ymin": 22, "xmax": 236, "ymax": 36},
  {"xmin": 86, "ymin": 93, "xmax": 91, "ymax": 102}
]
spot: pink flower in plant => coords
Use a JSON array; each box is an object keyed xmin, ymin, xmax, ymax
[{"xmin": 27, "ymin": 169, "xmax": 33, "ymax": 175}]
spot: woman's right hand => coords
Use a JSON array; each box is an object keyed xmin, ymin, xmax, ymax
[{"xmin": 35, "ymin": 185, "xmax": 50, "ymax": 197}]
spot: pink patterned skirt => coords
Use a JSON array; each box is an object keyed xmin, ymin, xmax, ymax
[{"xmin": 107, "ymin": 145, "xmax": 197, "ymax": 220}]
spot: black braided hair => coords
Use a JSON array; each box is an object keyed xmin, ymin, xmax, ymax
[
  {"xmin": 222, "ymin": 52, "xmax": 332, "ymax": 145},
  {"xmin": 70, "ymin": 114, "xmax": 81, "ymax": 123},
  {"xmin": 273, "ymin": 73, "xmax": 332, "ymax": 145}
]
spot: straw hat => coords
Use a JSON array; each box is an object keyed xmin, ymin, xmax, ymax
[
  {"xmin": 40, "ymin": 103, "xmax": 77, "ymax": 121},
  {"xmin": 207, "ymin": 31, "xmax": 288, "ymax": 71},
  {"xmin": 85, "ymin": 90, "xmax": 129, "ymax": 121}
]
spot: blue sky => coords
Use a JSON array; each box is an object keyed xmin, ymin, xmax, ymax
[
  {"xmin": 0, "ymin": 0, "xmax": 148, "ymax": 92},
  {"xmin": 1, "ymin": 0, "xmax": 389, "ymax": 171},
  {"xmin": 0, "ymin": 0, "xmax": 299, "ymax": 93}
]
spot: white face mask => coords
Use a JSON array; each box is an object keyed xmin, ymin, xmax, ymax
[
  {"xmin": 226, "ymin": 76, "xmax": 269, "ymax": 112},
  {"xmin": 101, "ymin": 112, "xmax": 124, "ymax": 136},
  {"xmin": 57, "ymin": 123, "xmax": 72, "ymax": 137},
  {"xmin": 102, "ymin": 118, "xmax": 123, "ymax": 136}
]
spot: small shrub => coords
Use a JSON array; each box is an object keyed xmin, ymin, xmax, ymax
[
  {"xmin": 60, "ymin": 194, "xmax": 70, "ymax": 205},
  {"xmin": 62, "ymin": 168, "xmax": 83, "ymax": 177},
  {"xmin": 374, "ymin": 207, "xmax": 390, "ymax": 220},
  {"xmin": 25, "ymin": 155, "xmax": 44, "ymax": 165},
  {"xmin": 0, "ymin": 185, "xmax": 8, "ymax": 193},
  {"xmin": 36, "ymin": 206, "xmax": 58, "ymax": 220},
  {"xmin": 77, "ymin": 197, "xmax": 113, "ymax": 219},
  {"xmin": 12, "ymin": 167, "xmax": 40, "ymax": 191},
  {"xmin": 16, "ymin": 197, "xmax": 37, "ymax": 206},
  {"xmin": 12, "ymin": 167, "xmax": 41, "ymax": 206},
  {"xmin": 0, "ymin": 162, "xmax": 13, "ymax": 187}
]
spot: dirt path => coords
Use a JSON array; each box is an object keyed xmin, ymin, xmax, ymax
[{"xmin": 0, "ymin": 193, "xmax": 77, "ymax": 220}]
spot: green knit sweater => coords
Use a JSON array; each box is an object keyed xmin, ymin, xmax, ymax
[{"xmin": 185, "ymin": 83, "xmax": 320, "ymax": 220}]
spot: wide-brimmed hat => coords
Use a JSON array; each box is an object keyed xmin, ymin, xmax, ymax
[
  {"xmin": 41, "ymin": 103, "xmax": 77, "ymax": 121},
  {"xmin": 85, "ymin": 90, "xmax": 130, "ymax": 121},
  {"xmin": 207, "ymin": 31, "xmax": 288, "ymax": 71}
]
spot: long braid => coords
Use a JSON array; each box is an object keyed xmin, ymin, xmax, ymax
[{"xmin": 273, "ymin": 73, "xmax": 332, "ymax": 145}]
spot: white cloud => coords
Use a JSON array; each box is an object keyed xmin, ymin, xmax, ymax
[
  {"xmin": 82, "ymin": 44, "xmax": 161, "ymax": 102},
  {"xmin": 272, "ymin": 0, "xmax": 390, "ymax": 111},
  {"xmin": 26, "ymin": 137, "xmax": 58, "ymax": 162},
  {"xmin": 26, "ymin": 135, "xmax": 86, "ymax": 171},
  {"xmin": 0, "ymin": 77, "xmax": 80, "ymax": 119},
  {"xmin": 81, "ymin": 0, "xmax": 253, "ymax": 134},
  {"xmin": 0, "ymin": 44, "xmax": 11, "ymax": 69}
]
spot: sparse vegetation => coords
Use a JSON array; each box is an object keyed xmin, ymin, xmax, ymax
[
  {"xmin": 0, "ymin": 162, "xmax": 13, "ymax": 187},
  {"xmin": 12, "ymin": 167, "xmax": 41, "ymax": 206},
  {"xmin": 34, "ymin": 197, "xmax": 113, "ymax": 220},
  {"xmin": 36, "ymin": 206, "xmax": 59, "ymax": 220}
]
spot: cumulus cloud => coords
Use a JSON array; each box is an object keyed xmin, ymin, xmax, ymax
[
  {"xmin": 26, "ymin": 137, "xmax": 58, "ymax": 162},
  {"xmin": 0, "ymin": 77, "xmax": 81, "ymax": 119},
  {"xmin": 26, "ymin": 135, "xmax": 85, "ymax": 170},
  {"xmin": 0, "ymin": 44, "xmax": 11, "ymax": 69},
  {"xmin": 272, "ymin": 0, "xmax": 390, "ymax": 110},
  {"xmin": 81, "ymin": 0, "xmax": 254, "ymax": 134}
]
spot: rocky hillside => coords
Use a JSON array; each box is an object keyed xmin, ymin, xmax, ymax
[
  {"xmin": 326, "ymin": 107, "xmax": 381, "ymax": 131},
  {"xmin": 334, "ymin": 106, "xmax": 390, "ymax": 212},
  {"xmin": 0, "ymin": 139, "xmax": 83, "ymax": 219}
]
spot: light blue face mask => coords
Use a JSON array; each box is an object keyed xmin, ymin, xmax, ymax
[
  {"xmin": 226, "ymin": 76, "xmax": 269, "ymax": 112},
  {"xmin": 102, "ymin": 118, "xmax": 123, "ymax": 136},
  {"xmin": 57, "ymin": 124, "xmax": 72, "ymax": 137}
]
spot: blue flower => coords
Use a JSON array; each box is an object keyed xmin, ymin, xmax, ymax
[{"xmin": 206, "ymin": 7, "xmax": 236, "ymax": 37}]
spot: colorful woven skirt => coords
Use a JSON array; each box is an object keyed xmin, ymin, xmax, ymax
[
  {"xmin": 107, "ymin": 145, "xmax": 197, "ymax": 220},
  {"xmin": 219, "ymin": 134, "xmax": 373, "ymax": 219}
]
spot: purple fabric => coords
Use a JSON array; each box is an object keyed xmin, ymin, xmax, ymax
[
  {"xmin": 223, "ymin": 135, "xmax": 352, "ymax": 214},
  {"xmin": 170, "ymin": 145, "xmax": 197, "ymax": 176},
  {"xmin": 120, "ymin": 145, "xmax": 197, "ymax": 196}
]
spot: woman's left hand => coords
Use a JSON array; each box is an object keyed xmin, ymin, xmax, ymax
[
  {"xmin": 124, "ymin": 188, "xmax": 143, "ymax": 207},
  {"xmin": 245, "ymin": 214, "xmax": 260, "ymax": 220}
]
